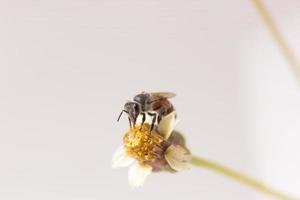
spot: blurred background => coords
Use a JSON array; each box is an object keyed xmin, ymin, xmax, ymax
[{"xmin": 0, "ymin": 0, "xmax": 299, "ymax": 199}]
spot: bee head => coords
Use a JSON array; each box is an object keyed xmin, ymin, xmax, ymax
[{"xmin": 123, "ymin": 101, "xmax": 141, "ymax": 126}]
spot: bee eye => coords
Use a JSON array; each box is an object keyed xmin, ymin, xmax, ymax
[{"xmin": 134, "ymin": 103, "xmax": 140, "ymax": 111}]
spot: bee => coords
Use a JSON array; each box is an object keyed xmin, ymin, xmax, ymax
[{"xmin": 117, "ymin": 92, "xmax": 176, "ymax": 131}]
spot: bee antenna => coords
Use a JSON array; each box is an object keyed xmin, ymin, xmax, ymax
[{"xmin": 117, "ymin": 110, "xmax": 127, "ymax": 122}]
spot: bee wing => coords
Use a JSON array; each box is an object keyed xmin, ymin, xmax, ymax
[
  {"xmin": 149, "ymin": 92, "xmax": 176, "ymax": 103},
  {"xmin": 151, "ymin": 92, "xmax": 176, "ymax": 98}
]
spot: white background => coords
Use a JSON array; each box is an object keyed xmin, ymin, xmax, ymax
[{"xmin": 0, "ymin": 0, "xmax": 299, "ymax": 199}]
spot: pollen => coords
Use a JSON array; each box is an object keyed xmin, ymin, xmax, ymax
[{"xmin": 123, "ymin": 124, "xmax": 165, "ymax": 162}]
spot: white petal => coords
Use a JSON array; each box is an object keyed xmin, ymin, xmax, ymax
[
  {"xmin": 112, "ymin": 146, "xmax": 135, "ymax": 168},
  {"xmin": 128, "ymin": 163, "xmax": 152, "ymax": 188},
  {"xmin": 164, "ymin": 145, "xmax": 192, "ymax": 171},
  {"xmin": 136, "ymin": 113, "xmax": 152, "ymax": 125},
  {"xmin": 157, "ymin": 111, "xmax": 177, "ymax": 139}
]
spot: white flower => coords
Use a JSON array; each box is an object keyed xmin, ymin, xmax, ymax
[
  {"xmin": 112, "ymin": 146, "xmax": 152, "ymax": 188},
  {"xmin": 112, "ymin": 111, "xmax": 191, "ymax": 188}
]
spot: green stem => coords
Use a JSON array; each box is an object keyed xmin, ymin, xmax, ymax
[
  {"xmin": 250, "ymin": 0, "xmax": 300, "ymax": 84},
  {"xmin": 190, "ymin": 156, "xmax": 295, "ymax": 200}
]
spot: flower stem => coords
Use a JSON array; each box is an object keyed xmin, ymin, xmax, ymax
[
  {"xmin": 250, "ymin": 0, "xmax": 300, "ymax": 84},
  {"xmin": 190, "ymin": 155, "xmax": 295, "ymax": 200}
]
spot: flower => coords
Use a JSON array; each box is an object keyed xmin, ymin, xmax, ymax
[{"xmin": 112, "ymin": 111, "xmax": 192, "ymax": 188}]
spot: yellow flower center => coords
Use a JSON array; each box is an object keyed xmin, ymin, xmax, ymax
[{"xmin": 123, "ymin": 124, "xmax": 165, "ymax": 162}]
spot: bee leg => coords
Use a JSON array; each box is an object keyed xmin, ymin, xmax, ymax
[
  {"xmin": 133, "ymin": 120, "xmax": 136, "ymax": 128},
  {"xmin": 156, "ymin": 108, "xmax": 164, "ymax": 124},
  {"xmin": 150, "ymin": 114, "xmax": 157, "ymax": 133},
  {"xmin": 140, "ymin": 112, "xmax": 146, "ymax": 130},
  {"xmin": 157, "ymin": 114, "xmax": 162, "ymax": 124},
  {"xmin": 147, "ymin": 112, "xmax": 157, "ymax": 133},
  {"xmin": 128, "ymin": 117, "xmax": 132, "ymax": 128}
]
